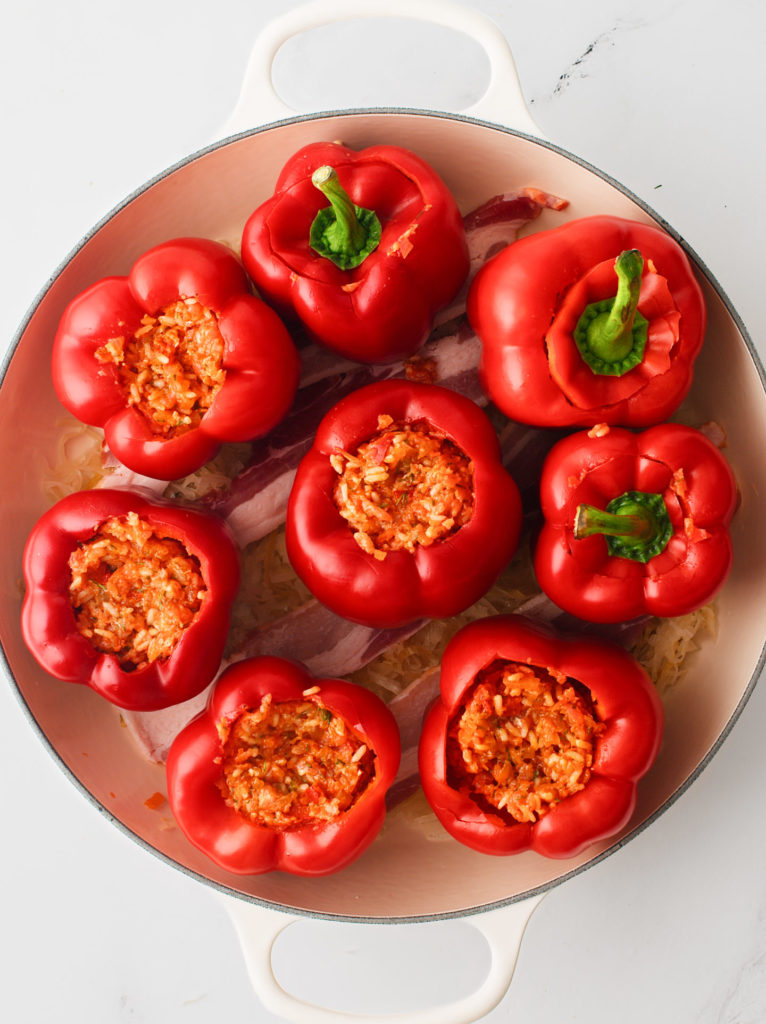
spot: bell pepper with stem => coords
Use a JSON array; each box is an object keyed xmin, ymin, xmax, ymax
[
  {"xmin": 21, "ymin": 487, "xmax": 241, "ymax": 710},
  {"xmin": 166, "ymin": 656, "xmax": 401, "ymax": 876},
  {"xmin": 467, "ymin": 215, "xmax": 706, "ymax": 427},
  {"xmin": 418, "ymin": 614, "xmax": 664, "ymax": 859},
  {"xmin": 285, "ymin": 379, "xmax": 523, "ymax": 629},
  {"xmin": 533, "ymin": 423, "xmax": 737, "ymax": 623},
  {"xmin": 52, "ymin": 237, "xmax": 300, "ymax": 481},
  {"xmin": 241, "ymin": 141, "xmax": 470, "ymax": 364}
]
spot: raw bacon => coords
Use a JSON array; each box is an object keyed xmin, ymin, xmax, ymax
[
  {"xmin": 233, "ymin": 601, "xmax": 425, "ymax": 678},
  {"xmin": 205, "ymin": 365, "xmax": 395, "ymax": 544},
  {"xmin": 121, "ymin": 601, "xmax": 425, "ymax": 764},
  {"xmin": 434, "ymin": 187, "xmax": 570, "ymax": 328},
  {"xmin": 204, "ymin": 321, "xmax": 485, "ymax": 547}
]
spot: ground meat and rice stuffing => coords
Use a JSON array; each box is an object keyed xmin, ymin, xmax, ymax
[
  {"xmin": 68, "ymin": 512, "xmax": 206, "ymax": 670},
  {"xmin": 446, "ymin": 662, "xmax": 605, "ymax": 824},
  {"xmin": 217, "ymin": 693, "xmax": 376, "ymax": 830},
  {"xmin": 331, "ymin": 414, "xmax": 474, "ymax": 560},
  {"xmin": 95, "ymin": 297, "xmax": 226, "ymax": 436}
]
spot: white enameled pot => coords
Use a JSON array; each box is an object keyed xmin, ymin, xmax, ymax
[{"xmin": 1, "ymin": 3, "xmax": 765, "ymax": 1022}]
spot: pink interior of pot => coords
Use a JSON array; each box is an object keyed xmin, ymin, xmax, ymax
[{"xmin": 2, "ymin": 112, "xmax": 764, "ymax": 919}]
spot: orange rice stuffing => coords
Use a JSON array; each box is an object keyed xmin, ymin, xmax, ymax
[
  {"xmin": 68, "ymin": 512, "xmax": 206, "ymax": 670},
  {"xmin": 331, "ymin": 414, "xmax": 474, "ymax": 560},
  {"xmin": 447, "ymin": 662, "xmax": 605, "ymax": 823},
  {"xmin": 95, "ymin": 297, "xmax": 226, "ymax": 437},
  {"xmin": 218, "ymin": 694, "xmax": 375, "ymax": 830}
]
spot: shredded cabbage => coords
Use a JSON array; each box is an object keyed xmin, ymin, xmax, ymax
[
  {"xmin": 630, "ymin": 605, "xmax": 717, "ymax": 694},
  {"xmin": 226, "ymin": 528, "xmax": 312, "ymax": 655},
  {"xmin": 163, "ymin": 443, "xmax": 251, "ymax": 502},
  {"xmin": 351, "ymin": 544, "xmax": 538, "ymax": 701}
]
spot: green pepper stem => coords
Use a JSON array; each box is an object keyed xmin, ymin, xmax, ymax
[
  {"xmin": 573, "ymin": 489, "xmax": 673, "ymax": 564},
  {"xmin": 311, "ymin": 166, "xmax": 368, "ymax": 254},
  {"xmin": 309, "ymin": 166, "xmax": 382, "ymax": 270},
  {"xmin": 584, "ymin": 249, "xmax": 644, "ymax": 363},
  {"xmin": 574, "ymin": 503, "xmax": 657, "ymax": 542}
]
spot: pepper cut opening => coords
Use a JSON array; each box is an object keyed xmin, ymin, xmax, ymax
[
  {"xmin": 331, "ymin": 413, "xmax": 474, "ymax": 560},
  {"xmin": 446, "ymin": 661, "xmax": 604, "ymax": 824},
  {"xmin": 95, "ymin": 297, "xmax": 226, "ymax": 436},
  {"xmin": 217, "ymin": 694, "xmax": 376, "ymax": 830},
  {"xmin": 68, "ymin": 512, "xmax": 206, "ymax": 670}
]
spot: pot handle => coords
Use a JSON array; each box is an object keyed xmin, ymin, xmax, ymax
[
  {"xmin": 221, "ymin": 892, "xmax": 544, "ymax": 1023},
  {"xmin": 218, "ymin": 0, "xmax": 543, "ymax": 139}
]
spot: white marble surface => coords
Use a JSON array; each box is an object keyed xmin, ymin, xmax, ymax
[{"xmin": 2, "ymin": 1, "xmax": 766, "ymax": 1021}]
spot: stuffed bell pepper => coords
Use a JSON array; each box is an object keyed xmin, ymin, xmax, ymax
[
  {"xmin": 52, "ymin": 237, "xmax": 300, "ymax": 480},
  {"xmin": 285, "ymin": 379, "xmax": 522, "ymax": 629},
  {"xmin": 241, "ymin": 142, "xmax": 469, "ymax": 363},
  {"xmin": 418, "ymin": 614, "xmax": 663, "ymax": 859},
  {"xmin": 166, "ymin": 656, "xmax": 400, "ymax": 876},
  {"xmin": 21, "ymin": 488, "xmax": 241, "ymax": 710},
  {"xmin": 468, "ymin": 215, "xmax": 706, "ymax": 427},
  {"xmin": 533, "ymin": 423, "xmax": 737, "ymax": 622}
]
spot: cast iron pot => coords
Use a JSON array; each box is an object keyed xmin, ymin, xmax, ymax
[{"xmin": 2, "ymin": 3, "xmax": 765, "ymax": 1021}]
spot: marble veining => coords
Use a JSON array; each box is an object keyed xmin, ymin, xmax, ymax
[{"xmin": 552, "ymin": 29, "xmax": 620, "ymax": 95}]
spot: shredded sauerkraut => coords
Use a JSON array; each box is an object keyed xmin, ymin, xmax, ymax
[
  {"xmin": 163, "ymin": 443, "xmax": 251, "ymax": 502},
  {"xmin": 350, "ymin": 545, "xmax": 538, "ymax": 701},
  {"xmin": 226, "ymin": 528, "xmax": 312, "ymax": 654},
  {"xmin": 629, "ymin": 605, "xmax": 717, "ymax": 693}
]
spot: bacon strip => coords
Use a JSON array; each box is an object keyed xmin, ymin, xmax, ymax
[
  {"xmin": 434, "ymin": 187, "xmax": 570, "ymax": 329},
  {"xmin": 234, "ymin": 601, "xmax": 425, "ymax": 678},
  {"xmin": 121, "ymin": 602, "xmax": 425, "ymax": 764},
  {"xmin": 204, "ymin": 320, "xmax": 485, "ymax": 548}
]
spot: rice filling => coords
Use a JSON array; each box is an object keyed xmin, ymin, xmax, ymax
[
  {"xmin": 331, "ymin": 413, "xmax": 474, "ymax": 560},
  {"xmin": 446, "ymin": 661, "xmax": 605, "ymax": 823},
  {"xmin": 95, "ymin": 297, "xmax": 226, "ymax": 437},
  {"xmin": 68, "ymin": 511, "xmax": 206, "ymax": 669},
  {"xmin": 218, "ymin": 695, "xmax": 376, "ymax": 830}
]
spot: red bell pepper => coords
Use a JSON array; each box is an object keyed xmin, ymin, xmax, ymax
[
  {"xmin": 51, "ymin": 237, "xmax": 300, "ymax": 480},
  {"xmin": 285, "ymin": 379, "xmax": 522, "ymax": 629},
  {"xmin": 418, "ymin": 614, "xmax": 663, "ymax": 859},
  {"xmin": 165, "ymin": 656, "xmax": 400, "ymax": 876},
  {"xmin": 240, "ymin": 142, "xmax": 469, "ymax": 364},
  {"xmin": 467, "ymin": 215, "xmax": 706, "ymax": 427},
  {"xmin": 21, "ymin": 488, "xmax": 240, "ymax": 710},
  {"xmin": 533, "ymin": 423, "xmax": 737, "ymax": 622}
]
